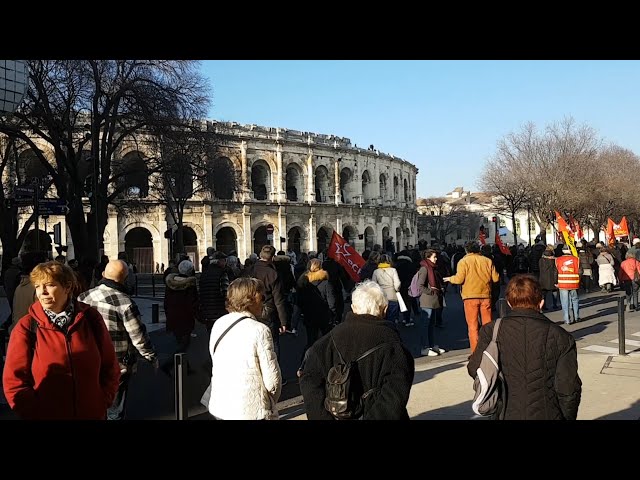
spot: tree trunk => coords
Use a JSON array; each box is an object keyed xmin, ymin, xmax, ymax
[
  {"xmin": 174, "ymin": 222, "xmax": 185, "ymax": 255},
  {"xmin": 0, "ymin": 208, "xmax": 34, "ymax": 274},
  {"xmin": 511, "ymin": 210, "xmax": 518, "ymax": 246},
  {"xmin": 66, "ymin": 199, "xmax": 94, "ymax": 263}
]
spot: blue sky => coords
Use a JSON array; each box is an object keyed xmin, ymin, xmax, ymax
[{"xmin": 199, "ymin": 60, "xmax": 640, "ymax": 198}]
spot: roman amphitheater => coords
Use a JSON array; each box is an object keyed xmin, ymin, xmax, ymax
[{"xmin": 4, "ymin": 121, "xmax": 418, "ymax": 273}]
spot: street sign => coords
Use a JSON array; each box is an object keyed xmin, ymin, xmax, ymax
[
  {"xmin": 15, "ymin": 185, "xmax": 35, "ymax": 197},
  {"xmin": 15, "ymin": 197, "xmax": 34, "ymax": 207},
  {"xmin": 266, "ymin": 224, "xmax": 274, "ymax": 234},
  {"xmin": 39, "ymin": 198, "xmax": 69, "ymax": 216}
]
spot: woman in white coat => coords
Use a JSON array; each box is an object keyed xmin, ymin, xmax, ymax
[
  {"xmin": 371, "ymin": 254, "xmax": 403, "ymax": 325},
  {"xmin": 204, "ymin": 277, "xmax": 282, "ymax": 420},
  {"xmin": 596, "ymin": 244, "xmax": 617, "ymax": 293}
]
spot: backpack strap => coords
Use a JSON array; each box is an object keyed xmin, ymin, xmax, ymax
[
  {"xmin": 355, "ymin": 342, "xmax": 388, "ymax": 362},
  {"xmin": 213, "ymin": 316, "xmax": 250, "ymax": 354},
  {"xmin": 330, "ymin": 334, "xmax": 346, "ymax": 364},
  {"xmin": 491, "ymin": 318, "xmax": 502, "ymax": 342}
]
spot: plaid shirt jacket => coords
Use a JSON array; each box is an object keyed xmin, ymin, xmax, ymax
[{"xmin": 78, "ymin": 280, "xmax": 157, "ymax": 373}]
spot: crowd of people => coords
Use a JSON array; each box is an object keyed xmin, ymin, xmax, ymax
[{"xmin": 6, "ymin": 230, "xmax": 635, "ymax": 420}]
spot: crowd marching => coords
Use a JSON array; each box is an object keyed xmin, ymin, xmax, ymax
[{"xmin": 2, "ymin": 228, "xmax": 639, "ymax": 420}]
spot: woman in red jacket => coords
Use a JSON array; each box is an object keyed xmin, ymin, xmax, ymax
[{"xmin": 2, "ymin": 261, "xmax": 120, "ymax": 420}]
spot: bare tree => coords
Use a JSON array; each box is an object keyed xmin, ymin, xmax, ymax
[
  {"xmin": 417, "ymin": 196, "xmax": 484, "ymax": 245},
  {"xmin": 0, "ymin": 60, "xmax": 211, "ymax": 265}
]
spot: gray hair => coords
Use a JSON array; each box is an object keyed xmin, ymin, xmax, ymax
[
  {"xmin": 351, "ymin": 280, "xmax": 388, "ymax": 317},
  {"xmin": 178, "ymin": 260, "xmax": 194, "ymax": 275}
]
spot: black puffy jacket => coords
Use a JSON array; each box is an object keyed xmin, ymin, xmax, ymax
[{"xmin": 468, "ymin": 309, "xmax": 582, "ymax": 420}]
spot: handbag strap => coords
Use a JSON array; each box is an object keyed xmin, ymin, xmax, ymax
[
  {"xmin": 213, "ymin": 316, "xmax": 250, "ymax": 354},
  {"xmin": 492, "ymin": 317, "xmax": 502, "ymax": 342}
]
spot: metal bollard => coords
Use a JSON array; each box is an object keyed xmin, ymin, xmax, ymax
[
  {"xmin": 152, "ymin": 304, "xmax": 159, "ymax": 324},
  {"xmin": 152, "ymin": 274, "xmax": 156, "ymax": 298},
  {"xmin": 497, "ymin": 298, "xmax": 508, "ymax": 319},
  {"xmin": 618, "ymin": 296, "xmax": 626, "ymax": 356},
  {"xmin": 174, "ymin": 353, "xmax": 189, "ymax": 420}
]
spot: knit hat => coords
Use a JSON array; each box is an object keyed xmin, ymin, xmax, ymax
[
  {"xmin": 633, "ymin": 238, "xmax": 640, "ymax": 245},
  {"xmin": 178, "ymin": 260, "xmax": 194, "ymax": 275}
]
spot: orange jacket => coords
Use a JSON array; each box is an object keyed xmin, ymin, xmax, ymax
[
  {"xmin": 448, "ymin": 253, "xmax": 499, "ymax": 300},
  {"xmin": 555, "ymin": 256, "xmax": 580, "ymax": 290}
]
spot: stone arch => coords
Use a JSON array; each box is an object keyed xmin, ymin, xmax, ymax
[
  {"xmin": 251, "ymin": 159, "xmax": 272, "ymax": 201},
  {"xmin": 364, "ymin": 226, "xmax": 376, "ymax": 251},
  {"xmin": 213, "ymin": 221, "xmax": 244, "ymax": 256},
  {"xmin": 124, "ymin": 226, "xmax": 154, "ymax": 273},
  {"xmin": 403, "ymin": 178, "xmax": 409, "ymax": 202},
  {"xmin": 393, "ymin": 175, "xmax": 399, "ymax": 199},
  {"xmin": 182, "ymin": 225, "xmax": 199, "ymax": 268},
  {"xmin": 314, "ymin": 165, "xmax": 331, "ymax": 203},
  {"xmin": 287, "ymin": 226, "xmax": 303, "ymax": 254},
  {"xmin": 340, "ymin": 167, "xmax": 355, "ymax": 204},
  {"xmin": 342, "ymin": 224, "xmax": 358, "ymax": 244},
  {"xmin": 396, "ymin": 226, "xmax": 402, "ymax": 252},
  {"xmin": 17, "ymin": 147, "xmax": 49, "ymax": 185},
  {"xmin": 379, "ymin": 172, "xmax": 388, "ymax": 199},
  {"xmin": 285, "ymin": 162, "xmax": 305, "ymax": 202},
  {"xmin": 317, "ymin": 226, "xmax": 331, "ymax": 254},
  {"xmin": 118, "ymin": 151, "xmax": 149, "ymax": 198},
  {"xmin": 216, "ymin": 227, "xmax": 237, "ymax": 255},
  {"xmin": 361, "ymin": 169, "xmax": 374, "ymax": 203},
  {"xmin": 207, "ymin": 156, "xmax": 236, "ymax": 200},
  {"xmin": 123, "ymin": 221, "xmax": 161, "ymax": 242}
]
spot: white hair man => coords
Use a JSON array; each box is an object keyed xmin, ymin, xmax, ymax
[{"xmin": 299, "ymin": 280, "xmax": 415, "ymax": 420}]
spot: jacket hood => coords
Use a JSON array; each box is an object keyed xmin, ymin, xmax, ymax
[
  {"xmin": 307, "ymin": 269, "xmax": 328, "ymax": 283},
  {"xmin": 165, "ymin": 273, "xmax": 197, "ymax": 290},
  {"xmin": 273, "ymin": 255, "xmax": 291, "ymax": 264},
  {"xmin": 396, "ymin": 256, "xmax": 413, "ymax": 263},
  {"xmin": 19, "ymin": 275, "xmax": 31, "ymax": 287}
]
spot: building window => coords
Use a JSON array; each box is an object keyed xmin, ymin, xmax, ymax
[
  {"xmin": 457, "ymin": 229, "xmax": 462, "ymax": 240},
  {"xmin": 529, "ymin": 218, "xmax": 536, "ymax": 232},
  {"xmin": 499, "ymin": 217, "xmax": 506, "ymax": 228}
]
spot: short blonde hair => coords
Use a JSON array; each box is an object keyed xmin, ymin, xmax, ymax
[
  {"xmin": 308, "ymin": 258, "xmax": 322, "ymax": 272},
  {"xmin": 30, "ymin": 261, "xmax": 78, "ymax": 292},
  {"xmin": 226, "ymin": 277, "xmax": 265, "ymax": 313}
]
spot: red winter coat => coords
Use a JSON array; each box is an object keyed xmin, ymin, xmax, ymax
[{"xmin": 2, "ymin": 301, "xmax": 120, "ymax": 420}]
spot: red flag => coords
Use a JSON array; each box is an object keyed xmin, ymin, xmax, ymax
[
  {"xmin": 568, "ymin": 215, "xmax": 583, "ymax": 241},
  {"xmin": 607, "ymin": 218, "xmax": 616, "ymax": 246},
  {"xmin": 614, "ymin": 217, "xmax": 629, "ymax": 237},
  {"xmin": 478, "ymin": 225, "xmax": 486, "ymax": 245},
  {"xmin": 327, "ymin": 231, "xmax": 365, "ymax": 282},
  {"xmin": 495, "ymin": 231, "xmax": 511, "ymax": 256},
  {"xmin": 555, "ymin": 211, "xmax": 569, "ymax": 233}
]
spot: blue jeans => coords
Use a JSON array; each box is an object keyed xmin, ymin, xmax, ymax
[
  {"xmin": 559, "ymin": 289, "xmax": 579, "ymax": 324},
  {"xmin": 623, "ymin": 281, "xmax": 638, "ymax": 310},
  {"xmin": 107, "ymin": 370, "xmax": 131, "ymax": 420},
  {"xmin": 386, "ymin": 301, "xmax": 400, "ymax": 323},
  {"xmin": 420, "ymin": 308, "xmax": 437, "ymax": 348}
]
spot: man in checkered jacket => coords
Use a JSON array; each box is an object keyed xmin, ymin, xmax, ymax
[{"xmin": 78, "ymin": 259, "xmax": 158, "ymax": 420}]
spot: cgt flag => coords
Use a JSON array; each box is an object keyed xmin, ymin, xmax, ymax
[
  {"xmin": 555, "ymin": 211, "xmax": 578, "ymax": 257},
  {"xmin": 495, "ymin": 231, "xmax": 511, "ymax": 256},
  {"xmin": 479, "ymin": 225, "xmax": 487, "ymax": 245},
  {"xmin": 327, "ymin": 230, "xmax": 365, "ymax": 282}
]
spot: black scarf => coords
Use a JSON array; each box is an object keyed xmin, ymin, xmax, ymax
[{"xmin": 98, "ymin": 278, "xmax": 129, "ymax": 294}]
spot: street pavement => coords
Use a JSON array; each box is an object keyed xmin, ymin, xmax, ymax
[{"xmin": 2, "ymin": 280, "xmax": 640, "ymax": 420}]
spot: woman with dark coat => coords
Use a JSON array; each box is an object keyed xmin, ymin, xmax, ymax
[
  {"xmin": 297, "ymin": 259, "xmax": 336, "ymax": 362},
  {"xmin": 538, "ymin": 246, "xmax": 559, "ymax": 310},
  {"xmin": 416, "ymin": 249, "xmax": 446, "ymax": 357},
  {"xmin": 468, "ymin": 275, "xmax": 582, "ymax": 420},
  {"xmin": 164, "ymin": 260, "xmax": 199, "ymax": 357}
]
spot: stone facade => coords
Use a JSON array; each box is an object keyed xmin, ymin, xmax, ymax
[{"xmin": 2, "ymin": 121, "xmax": 418, "ymax": 272}]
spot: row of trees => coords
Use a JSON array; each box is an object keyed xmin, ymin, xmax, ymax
[
  {"xmin": 0, "ymin": 60, "xmax": 234, "ymax": 273},
  {"xmin": 479, "ymin": 117, "xmax": 640, "ymax": 241},
  {"xmin": 416, "ymin": 196, "xmax": 485, "ymax": 244}
]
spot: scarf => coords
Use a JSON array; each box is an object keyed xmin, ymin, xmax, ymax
[
  {"xmin": 98, "ymin": 277, "xmax": 129, "ymax": 294},
  {"xmin": 44, "ymin": 301, "xmax": 75, "ymax": 330},
  {"xmin": 377, "ymin": 262, "xmax": 391, "ymax": 269},
  {"xmin": 420, "ymin": 259, "xmax": 441, "ymax": 291}
]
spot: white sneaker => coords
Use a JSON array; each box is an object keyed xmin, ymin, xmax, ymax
[
  {"xmin": 432, "ymin": 345, "xmax": 446, "ymax": 354},
  {"xmin": 421, "ymin": 347, "xmax": 439, "ymax": 357}
]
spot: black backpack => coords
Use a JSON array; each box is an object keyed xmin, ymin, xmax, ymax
[{"xmin": 324, "ymin": 336, "xmax": 388, "ymax": 420}]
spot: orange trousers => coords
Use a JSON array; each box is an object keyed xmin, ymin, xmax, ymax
[{"xmin": 463, "ymin": 298, "xmax": 493, "ymax": 353}]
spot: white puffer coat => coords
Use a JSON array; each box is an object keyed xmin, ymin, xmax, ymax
[{"xmin": 206, "ymin": 311, "xmax": 282, "ymax": 420}]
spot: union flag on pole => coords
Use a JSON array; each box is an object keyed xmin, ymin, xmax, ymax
[
  {"xmin": 327, "ymin": 230, "xmax": 366, "ymax": 282},
  {"xmin": 478, "ymin": 225, "xmax": 486, "ymax": 245},
  {"xmin": 555, "ymin": 211, "xmax": 578, "ymax": 257},
  {"xmin": 495, "ymin": 231, "xmax": 511, "ymax": 256}
]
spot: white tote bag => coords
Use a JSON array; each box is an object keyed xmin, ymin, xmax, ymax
[{"xmin": 396, "ymin": 291, "xmax": 408, "ymax": 312}]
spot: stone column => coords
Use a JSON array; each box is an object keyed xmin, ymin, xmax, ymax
[
  {"xmin": 240, "ymin": 140, "xmax": 250, "ymax": 201},
  {"xmin": 307, "ymin": 150, "xmax": 315, "ymax": 203},
  {"xmin": 334, "ymin": 158, "xmax": 341, "ymax": 206},
  {"xmin": 308, "ymin": 208, "xmax": 316, "ymax": 252},
  {"xmin": 105, "ymin": 213, "xmax": 119, "ymax": 260},
  {"xmin": 276, "ymin": 140, "xmax": 284, "ymax": 203},
  {"xmin": 242, "ymin": 205, "xmax": 252, "ymax": 259}
]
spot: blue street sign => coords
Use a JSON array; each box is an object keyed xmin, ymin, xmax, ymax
[
  {"xmin": 15, "ymin": 185, "xmax": 35, "ymax": 197},
  {"xmin": 39, "ymin": 198, "xmax": 69, "ymax": 215}
]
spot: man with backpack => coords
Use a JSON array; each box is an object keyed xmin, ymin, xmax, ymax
[{"xmin": 299, "ymin": 280, "xmax": 414, "ymax": 420}]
